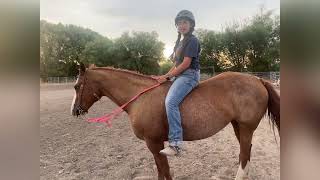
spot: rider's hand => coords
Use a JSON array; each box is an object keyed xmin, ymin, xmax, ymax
[
  {"xmin": 157, "ymin": 75, "xmax": 168, "ymax": 84},
  {"xmin": 151, "ymin": 75, "xmax": 169, "ymax": 84}
]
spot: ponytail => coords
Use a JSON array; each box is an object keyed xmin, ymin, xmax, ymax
[
  {"xmin": 169, "ymin": 33, "xmax": 182, "ymax": 61},
  {"xmin": 174, "ymin": 32, "xmax": 182, "ymax": 52}
]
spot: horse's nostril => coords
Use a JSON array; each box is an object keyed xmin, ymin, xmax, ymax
[
  {"xmin": 72, "ymin": 108, "xmax": 80, "ymax": 116},
  {"xmin": 72, "ymin": 105, "xmax": 86, "ymax": 117}
]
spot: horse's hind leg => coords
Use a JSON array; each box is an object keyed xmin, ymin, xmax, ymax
[
  {"xmin": 145, "ymin": 138, "xmax": 173, "ymax": 180},
  {"xmin": 231, "ymin": 120, "xmax": 241, "ymax": 164},
  {"xmin": 231, "ymin": 120, "xmax": 240, "ymax": 144},
  {"xmin": 235, "ymin": 126, "xmax": 254, "ymax": 180}
]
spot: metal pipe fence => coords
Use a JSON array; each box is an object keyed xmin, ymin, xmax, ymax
[
  {"xmin": 40, "ymin": 77, "xmax": 77, "ymax": 84},
  {"xmin": 41, "ymin": 72, "xmax": 280, "ymax": 84},
  {"xmin": 200, "ymin": 72, "xmax": 280, "ymax": 82}
]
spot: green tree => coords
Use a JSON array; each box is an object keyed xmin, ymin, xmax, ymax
[
  {"xmin": 220, "ymin": 23, "xmax": 250, "ymax": 71},
  {"xmin": 159, "ymin": 60, "xmax": 174, "ymax": 75},
  {"xmin": 245, "ymin": 10, "xmax": 279, "ymax": 71},
  {"xmin": 195, "ymin": 10, "xmax": 280, "ymax": 72},
  {"xmin": 113, "ymin": 31, "xmax": 165, "ymax": 75},
  {"xmin": 81, "ymin": 37, "xmax": 114, "ymax": 67},
  {"xmin": 195, "ymin": 29, "xmax": 223, "ymax": 73},
  {"xmin": 40, "ymin": 20, "xmax": 102, "ymax": 77}
]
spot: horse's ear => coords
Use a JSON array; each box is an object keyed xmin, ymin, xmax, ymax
[
  {"xmin": 79, "ymin": 62, "xmax": 86, "ymax": 75},
  {"xmin": 88, "ymin": 64, "xmax": 96, "ymax": 69}
]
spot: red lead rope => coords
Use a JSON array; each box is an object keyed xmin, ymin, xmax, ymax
[{"xmin": 87, "ymin": 82, "xmax": 162, "ymax": 127}]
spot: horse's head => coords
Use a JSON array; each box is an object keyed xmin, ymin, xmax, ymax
[{"xmin": 71, "ymin": 63, "xmax": 101, "ymax": 117}]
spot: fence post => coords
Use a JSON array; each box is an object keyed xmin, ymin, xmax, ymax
[{"xmin": 269, "ymin": 72, "xmax": 272, "ymax": 81}]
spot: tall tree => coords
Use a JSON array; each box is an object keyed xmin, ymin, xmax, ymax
[
  {"xmin": 196, "ymin": 29, "xmax": 224, "ymax": 73},
  {"xmin": 221, "ymin": 23, "xmax": 250, "ymax": 71},
  {"xmin": 195, "ymin": 10, "xmax": 280, "ymax": 72},
  {"xmin": 112, "ymin": 31, "xmax": 165, "ymax": 75},
  {"xmin": 81, "ymin": 38, "xmax": 114, "ymax": 67},
  {"xmin": 40, "ymin": 20, "xmax": 103, "ymax": 77},
  {"xmin": 245, "ymin": 9, "xmax": 279, "ymax": 71}
]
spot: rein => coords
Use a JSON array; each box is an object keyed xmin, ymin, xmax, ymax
[{"xmin": 87, "ymin": 77, "xmax": 162, "ymax": 127}]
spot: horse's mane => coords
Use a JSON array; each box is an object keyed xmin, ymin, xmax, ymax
[{"xmin": 91, "ymin": 66, "xmax": 155, "ymax": 80}]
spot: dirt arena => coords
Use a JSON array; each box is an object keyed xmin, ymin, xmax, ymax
[{"xmin": 40, "ymin": 83, "xmax": 280, "ymax": 180}]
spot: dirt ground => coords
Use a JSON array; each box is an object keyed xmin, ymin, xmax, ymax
[{"xmin": 40, "ymin": 83, "xmax": 280, "ymax": 180}]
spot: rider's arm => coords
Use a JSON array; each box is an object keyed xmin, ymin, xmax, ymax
[{"xmin": 165, "ymin": 57, "xmax": 191, "ymax": 78}]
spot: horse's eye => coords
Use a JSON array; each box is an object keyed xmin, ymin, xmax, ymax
[{"xmin": 74, "ymin": 85, "xmax": 79, "ymax": 90}]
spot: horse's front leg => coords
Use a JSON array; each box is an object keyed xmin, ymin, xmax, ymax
[{"xmin": 145, "ymin": 138, "xmax": 173, "ymax": 180}]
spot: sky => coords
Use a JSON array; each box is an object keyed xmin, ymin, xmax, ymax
[{"xmin": 40, "ymin": 0, "xmax": 280, "ymax": 57}]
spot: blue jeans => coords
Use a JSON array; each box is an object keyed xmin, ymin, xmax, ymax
[{"xmin": 165, "ymin": 68, "xmax": 200, "ymax": 147}]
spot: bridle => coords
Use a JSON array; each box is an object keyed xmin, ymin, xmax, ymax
[{"xmin": 76, "ymin": 72, "xmax": 101, "ymax": 115}]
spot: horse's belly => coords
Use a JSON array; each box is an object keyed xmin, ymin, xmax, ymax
[
  {"xmin": 178, "ymin": 87, "xmax": 234, "ymax": 140},
  {"xmin": 182, "ymin": 117, "xmax": 230, "ymax": 140}
]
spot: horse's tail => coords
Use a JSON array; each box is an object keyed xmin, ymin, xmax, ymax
[{"xmin": 260, "ymin": 79, "xmax": 280, "ymax": 135}]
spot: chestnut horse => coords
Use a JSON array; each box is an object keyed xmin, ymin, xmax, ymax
[{"xmin": 71, "ymin": 63, "xmax": 280, "ymax": 180}]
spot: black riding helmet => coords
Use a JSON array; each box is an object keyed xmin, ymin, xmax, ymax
[{"xmin": 175, "ymin": 10, "xmax": 195, "ymax": 27}]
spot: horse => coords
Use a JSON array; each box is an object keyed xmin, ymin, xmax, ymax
[{"xmin": 71, "ymin": 63, "xmax": 280, "ymax": 180}]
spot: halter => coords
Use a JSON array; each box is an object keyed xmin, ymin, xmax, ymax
[{"xmin": 76, "ymin": 72, "xmax": 101, "ymax": 115}]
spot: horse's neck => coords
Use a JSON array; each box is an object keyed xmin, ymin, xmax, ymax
[{"xmin": 94, "ymin": 68, "xmax": 156, "ymax": 108}]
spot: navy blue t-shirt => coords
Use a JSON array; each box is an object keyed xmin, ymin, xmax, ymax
[{"xmin": 174, "ymin": 35, "xmax": 200, "ymax": 70}]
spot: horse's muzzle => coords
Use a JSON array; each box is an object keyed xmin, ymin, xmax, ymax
[{"xmin": 72, "ymin": 105, "xmax": 87, "ymax": 117}]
